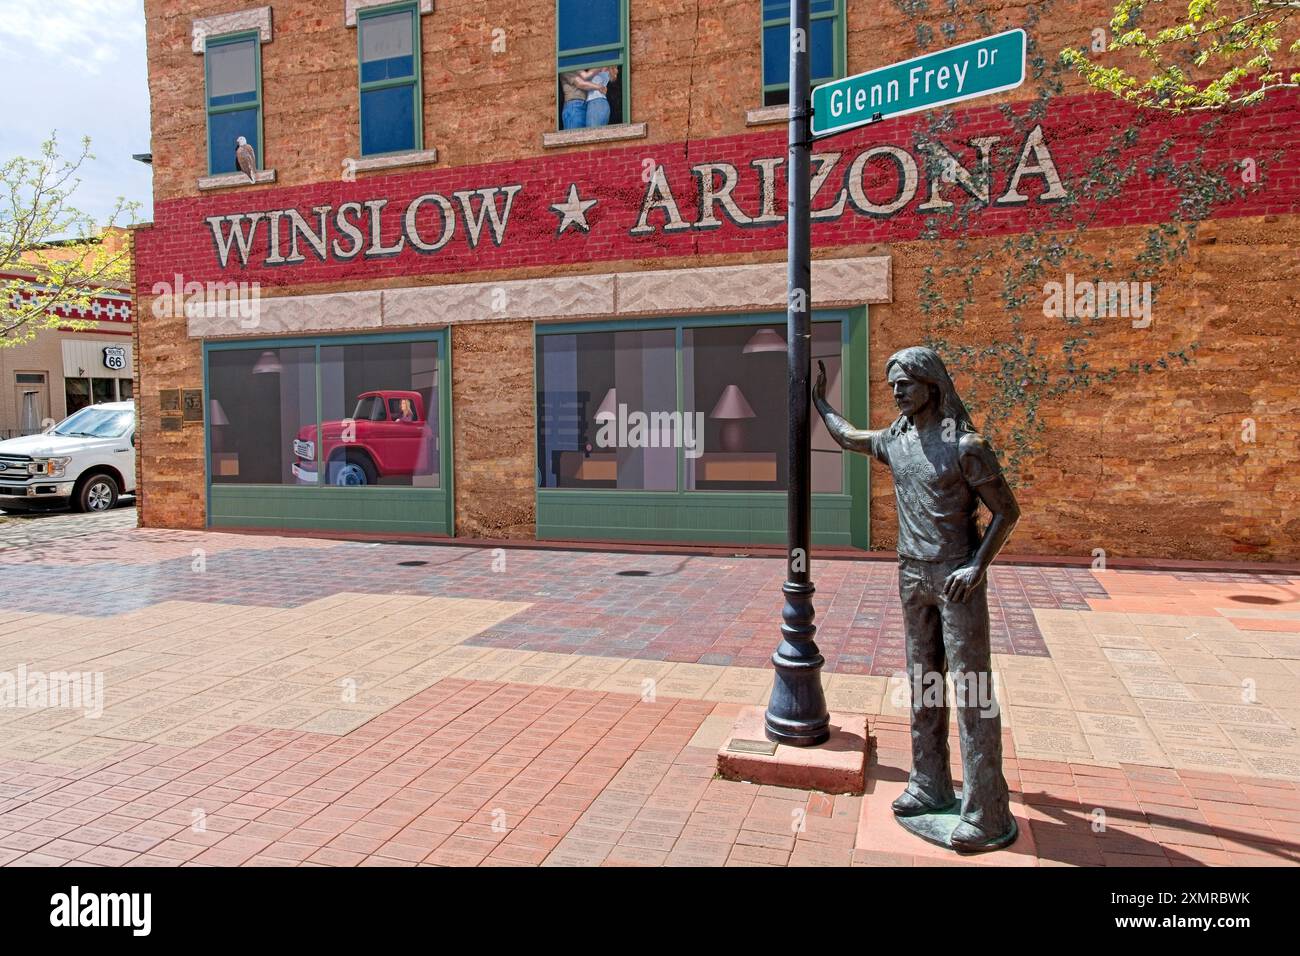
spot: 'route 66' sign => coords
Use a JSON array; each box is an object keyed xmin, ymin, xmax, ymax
[{"xmin": 103, "ymin": 346, "xmax": 127, "ymax": 371}]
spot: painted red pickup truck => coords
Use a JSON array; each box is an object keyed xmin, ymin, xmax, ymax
[{"xmin": 292, "ymin": 390, "xmax": 435, "ymax": 486}]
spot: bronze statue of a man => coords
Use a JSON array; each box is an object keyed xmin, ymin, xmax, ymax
[{"xmin": 814, "ymin": 346, "xmax": 1020, "ymax": 853}]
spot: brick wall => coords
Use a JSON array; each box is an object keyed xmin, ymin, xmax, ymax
[
  {"xmin": 450, "ymin": 321, "xmax": 536, "ymax": 538},
  {"xmin": 870, "ymin": 215, "xmax": 1300, "ymax": 561},
  {"xmin": 134, "ymin": 234, "xmax": 206, "ymax": 529},
  {"xmin": 135, "ymin": 0, "xmax": 1300, "ymax": 560}
]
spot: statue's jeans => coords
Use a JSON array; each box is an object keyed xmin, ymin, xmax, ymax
[{"xmin": 898, "ymin": 555, "xmax": 1015, "ymax": 835}]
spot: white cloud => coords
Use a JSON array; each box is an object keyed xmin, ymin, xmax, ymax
[
  {"xmin": 0, "ymin": 0, "xmax": 152, "ymax": 226},
  {"xmin": 0, "ymin": 0, "xmax": 144, "ymax": 75}
]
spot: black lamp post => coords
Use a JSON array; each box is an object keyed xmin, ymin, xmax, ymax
[{"xmin": 764, "ymin": 0, "xmax": 830, "ymax": 747}]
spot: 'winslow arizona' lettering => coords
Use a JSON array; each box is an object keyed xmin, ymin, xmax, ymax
[
  {"xmin": 207, "ymin": 186, "xmax": 523, "ymax": 269},
  {"xmin": 205, "ymin": 125, "xmax": 1065, "ymax": 270},
  {"xmin": 632, "ymin": 124, "xmax": 1065, "ymax": 234}
]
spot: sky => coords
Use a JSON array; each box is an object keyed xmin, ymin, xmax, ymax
[{"xmin": 0, "ymin": 0, "xmax": 153, "ymax": 232}]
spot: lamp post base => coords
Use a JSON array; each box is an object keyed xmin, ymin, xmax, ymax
[
  {"xmin": 764, "ymin": 581, "xmax": 830, "ymax": 747},
  {"xmin": 764, "ymin": 706, "xmax": 831, "ymax": 747}
]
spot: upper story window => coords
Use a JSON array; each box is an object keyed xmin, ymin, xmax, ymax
[
  {"xmin": 204, "ymin": 32, "xmax": 263, "ymax": 175},
  {"xmin": 556, "ymin": 0, "xmax": 628, "ymax": 131},
  {"xmin": 358, "ymin": 2, "xmax": 423, "ymax": 156},
  {"xmin": 761, "ymin": 0, "xmax": 845, "ymax": 106}
]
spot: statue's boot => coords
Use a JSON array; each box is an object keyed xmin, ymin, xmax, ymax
[
  {"xmin": 890, "ymin": 789, "xmax": 959, "ymax": 817},
  {"xmin": 949, "ymin": 818, "xmax": 1019, "ymax": 853}
]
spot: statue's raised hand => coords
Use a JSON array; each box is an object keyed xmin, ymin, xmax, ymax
[{"xmin": 813, "ymin": 360, "xmax": 828, "ymax": 405}]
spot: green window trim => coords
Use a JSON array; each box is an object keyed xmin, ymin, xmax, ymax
[
  {"xmin": 203, "ymin": 30, "xmax": 264, "ymax": 176},
  {"xmin": 760, "ymin": 0, "xmax": 846, "ymax": 104},
  {"xmin": 202, "ymin": 328, "xmax": 454, "ymax": 536},
  {"xmin": 357, "ymin": 1, "xmax": 424, "ymax": 157},
  {"xmin": 555, "ymin": 0, "xmax": 631, "ymax": 129}
]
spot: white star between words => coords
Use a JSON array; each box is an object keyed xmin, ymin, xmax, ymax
[{"xmin": 551, "ymin": 183, "xmax": 599, "ymax": 235}]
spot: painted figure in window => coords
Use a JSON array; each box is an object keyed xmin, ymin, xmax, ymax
[
  {"xmin": 814, "ymin": 347, "xmax": 1021, "ymax": 854},
  {"xmin": 584, "ymin": 65, "xmax": 616, "ymax": 127},
  {"xmin": 397, "ymin": 398, "xmax": 416, "ymax": 423},
  {"xmin": 560, "ymin": 69, "xmax": 601, "ymax": 129}
]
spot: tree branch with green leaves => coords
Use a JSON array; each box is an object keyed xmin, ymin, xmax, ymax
[
  {"xmin": 0, "ymin": 134, "xmax": 140, "ymax": 347},
  {"xmin": 1062, "ymin": 0, "xmax": 1300, "ymax": 112}
]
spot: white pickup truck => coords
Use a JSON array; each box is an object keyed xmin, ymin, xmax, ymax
[{"xmin": 0, "ymin": 401, "xmax": 136, "ymax": 512}]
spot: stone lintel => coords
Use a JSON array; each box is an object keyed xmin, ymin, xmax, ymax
[{"xmin": 192, "ymin": 6, "xmax": 273, "ymax": 52}]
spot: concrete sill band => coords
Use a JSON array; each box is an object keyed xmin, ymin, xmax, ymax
[
  {"xmin": 197, "ymin": 169, "xmax": 277, "ymax": 191},
  {"xmin": 542, "ymin": 123, "xmax": 648, "ymax": 149},
  {"xmin": 186, "ymin": 255, "xmax": 892, "ymax": 339}
]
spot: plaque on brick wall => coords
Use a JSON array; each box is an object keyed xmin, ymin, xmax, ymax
[
  {"xmin": 160, "ymin": 413, "xmax": 183, "ymax": 432},
  {"xmin": 160, "ymin": 389, "xmax": 180, "ymax": 412},
  {"xmin": 182, "ymin": 388, "xmax": 204, "ymax": 423}
]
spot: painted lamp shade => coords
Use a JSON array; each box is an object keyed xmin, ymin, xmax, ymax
[
  {"xmin": 252, "ymin": 350, "xmax": 283, "ymax": 374},
  {"xmin": 742, "ymin": 327, "xmax": 785, "ymax": 353},
  {"xmin": 710, "ymin": 384, "xmax": 756, "ymax": 453},
  {"xmin": 594, "ymin": 387, "xmax": 618, "ymax": 421}
]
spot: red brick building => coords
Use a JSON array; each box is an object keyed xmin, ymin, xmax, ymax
[{"xmin": 133, "ymin": 0, "xmax": 1299, "ymax": 561}]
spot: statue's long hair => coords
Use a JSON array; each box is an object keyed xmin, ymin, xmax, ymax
[{"xmin": 884, "ymin": 346, "xmax": 977, "ymax": 436}]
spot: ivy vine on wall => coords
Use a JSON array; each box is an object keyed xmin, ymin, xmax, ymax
[{"xmin": 888, "ymin": 0, "xmax": 1271, "ymax": 481}]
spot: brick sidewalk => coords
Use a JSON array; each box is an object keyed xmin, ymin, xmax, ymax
[
  {"xmin": 0, "ymin": 527, "xmax": 1297, "ymax": 866},
  {"xmin": 0, "ymin": 680, "xmax": 1295, "ymax": 867}
]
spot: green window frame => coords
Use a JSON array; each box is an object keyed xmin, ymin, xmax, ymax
[
  {"xmin": 203, "ymin": 30, "xmax": 264, "ymax": 176},
  {"xmin": 555, "ymin": 0, "xmax": 631, "ymax": 129},
  {"xmin": 202, "ymin": 329, "xmax": 454, "ymax": 536},
  {"xmin": 357, "ymin": 1, "xmax": 424, "ymax": 157},
  {"xmin": 760, "ymin": 0, "xmax": 846, "ymax": 107}
]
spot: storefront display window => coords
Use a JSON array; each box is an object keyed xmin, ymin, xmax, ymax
[
  {"xmin": 537, "ymin": 329, "xmax": 675, "ymax": 489},
  {"xmin": 64, "ymin": 376, "xmax": 132, "ymax": 414},
  {"xmin": 207, "ymin": 347, "xmax": 314, "ymax": 484},
  {"xmin": 316, "ymin": 341, "xmax": 440, "ymax": 487},
  {"xmin": 65, "ymin": 378, "xmax": 91, "ymax": 415},
  {"xmin": 537, "ymin": 318, "xmax": 843, "ymax": 494},
  {"xmin": 204, "ymin": 331, "xmax": 452, "ymax": 536},
  {"xmin": 683, "ymin": 322, "xmax": 842, "ymax": 493}
]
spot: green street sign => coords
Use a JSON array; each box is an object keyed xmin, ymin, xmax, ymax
[{"xmin": 811, "ymin": 29, "xmax": 1026, "ymax": 138}]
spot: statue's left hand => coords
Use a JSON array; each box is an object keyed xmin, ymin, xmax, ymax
[{"xmin": 942, "ymin": 563, "xmax": 986, "ymax": 604}]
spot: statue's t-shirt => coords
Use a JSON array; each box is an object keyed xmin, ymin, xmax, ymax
[{"xmin": 868, "ymin": 425, "xmax": 1004, "ymax": 562}]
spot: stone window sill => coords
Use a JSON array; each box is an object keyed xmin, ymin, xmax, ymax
[
  {"xmin": 345, "ymin": 149, "xmax": 440, "ymax": 175},
  {"xmin": 542, "ymin": 122, "xmax": 648, "ymax": 149},
  {"xmin": 746, "ymin": 105, "xmax": 789, "ymax": 126},
  {"xmin": 197, "ymin": 169, "xmax": 277, "ymax": 191}
]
